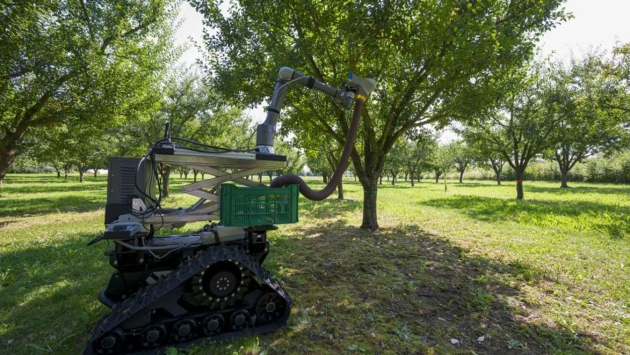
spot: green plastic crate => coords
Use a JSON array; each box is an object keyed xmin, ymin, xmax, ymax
[{"xmin": 220, "ymin": 184, "xmax": 299, "ymax": 226}]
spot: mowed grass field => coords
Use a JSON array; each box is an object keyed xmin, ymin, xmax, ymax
[{"xmin": 0, "ymin": 173, "xmax": 629, "ymax": 354}]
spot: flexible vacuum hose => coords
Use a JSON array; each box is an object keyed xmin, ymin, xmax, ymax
[{"xmin": 270, "ymin": 98, "xmax": 365, "ymax": 201}]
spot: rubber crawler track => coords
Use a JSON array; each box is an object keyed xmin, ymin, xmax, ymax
[{"xmin": 84, "ymin": 245, "xmax": 292, "ymax": 354}]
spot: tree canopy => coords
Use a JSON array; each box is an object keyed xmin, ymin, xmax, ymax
[
  {"xmin": 0, "ymin": 0, "xmax": 178, "ymax": 184},
  {"xmin": 194, "ymin": 0, "xmax": 569, "ymax": 229},
  {"xmin": 463, "ymin": 62, "xmax": 573, "ymax": 199},
  {"xmin": 546, "ymin": 53, "xmax": 629, "ymax": 187}
]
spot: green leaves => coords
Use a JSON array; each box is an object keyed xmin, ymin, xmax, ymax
[
  {"xmin": 199, "ymin": 0, "xmax": 569, "ymax": 162},
  {"xmin": 198, "ymin": 0, "xmax": 569, "ymax": 225},
  {"xmin": 0, "ymin": 0, "xmax": 178, "ymax": 179}
]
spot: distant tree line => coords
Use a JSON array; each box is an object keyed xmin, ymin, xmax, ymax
[{"xmin": 358, "ymin": 47, "xmax": 630, "ymax": 200}]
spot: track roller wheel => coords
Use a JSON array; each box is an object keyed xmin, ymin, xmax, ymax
[
  {"xmin": 171, "ymin": 318, "xmax": 197, "ymax": 342},
  {"xmin": 93, "ymin": 327, "xmax": 125, "ymax": 354},
  {"xmin": 256, "ymin": 292, "xmax": 287, "ymax": 324},
  {"xmin": 192, "ymin": 260, "xmax": 251, "ymax": 309},
  {"xmin": 140, "ymin": 323, "xmax": 167, "ymax": 348},
  {"xmin": 202, "ymin": 314, "xmax": 225, "ymax": 336},
  {"xmin": 229, "ymin": 310, "xmax": 250, "ymax": 331}
]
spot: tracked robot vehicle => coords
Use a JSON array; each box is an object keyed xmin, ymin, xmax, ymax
[{"xmin": 85, "ymin": 67, "xmax": 376, "ymax": 354}]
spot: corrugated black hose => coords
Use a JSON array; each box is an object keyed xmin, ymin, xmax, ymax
[{"xmin": 270, "ymin": 98, "xmax": 364, "ymax": 200}]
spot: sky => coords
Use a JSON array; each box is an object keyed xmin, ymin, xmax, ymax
[{"xmin": 175, "ymin": 0, "xmax": 630, "ymax": 142}]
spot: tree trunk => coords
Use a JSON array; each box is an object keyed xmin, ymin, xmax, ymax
[
  {"xmin": 194, "ymin": 170, "xmax": 198, "ymax": 182},
  {"xmin": 410, "ymin": 171, "xmax": 415, "ymax": 187},
  {"xmin": 444, "ymin": 172, "xmax": 447, "ymax": 191},
  {"xmin": 361, "ymin": 178, "xmax": 379, "ymax": 230},
  {"xmin": 560, "ymin": 171, "xmax": 569, "ymax": 188},
  {"xmin": 354, "ymin": 174, "xmax": 356, "ymax": 181},
  {"xmin": 56, "ymin": 169, "xmax": 61, "ymax": 178},
  {"xmin": 404, "ymin": 171, "xmax": 408, "ymax": 181},
  {"xmin": 459, "ymin": 170, "xmax": 464, "ymax": 183},
  {"xmin": 258, "ymin": 173, "xmax": 262, "ymax": 183},
  {"xmin": 515, "ymin": 168, "xmax": 524, "ymax": 200},
  {"xmin": 435, "ymin": 172, "xmax": 439, "ymax": 184},
  {"xmin": 379, "ymin": 175, "xmax": 382, "ymax": 185},
  {"xmin": 495, "ymin": 170, "xmax": 501, "ymax": 185},
  {"xmin": 0, "ymin": 123, "xmax": 30, "ymax": 186},
  {"xmin": 79, "ymin": 169, "xmax": 85, "ymax": 183},
  {"xmin": 162, "ymin": 166, "xmax": 171, "ymax": 197},
  {"xmin": 322, "ymin": 173, "xmax": 327, "ymax": 184},
  {"xmin": 64, "ymin": 167, "xmax": 69, "ymax": 180},
  {"xmin": 0, "ymin": 147, "xmax": 17, "ymax": 186},
  {"xmin": 179, "ymin": 171, "xmax": 183, "ymax": 178},
  {"xmin": 337, "ymin": 177, "xmax": 344, "ymax": 200}
]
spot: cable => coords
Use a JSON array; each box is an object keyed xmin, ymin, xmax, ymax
[
  {"xmin": 141, "ymin": 237, "xmax": 193, "ymax": 260},
  {"xmin": 124, "ymin": 134, "xmax": 239, "ymax": 232},
  {"xmin": 170, "ymin": 137, "xmax": 252, "ymax": 152},
  {"xmin": 274, "ymin": 75, "xmax": 311, "ymax": 93}
]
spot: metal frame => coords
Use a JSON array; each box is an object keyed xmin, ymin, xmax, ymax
[{"xmin": 144, "ymin": 148, "xmax": 286, "ymax": 226}]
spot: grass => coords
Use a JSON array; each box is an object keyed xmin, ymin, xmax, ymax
[{"xmin": 1, "ymin": 174, "xmax": 629, "ymax": 354}]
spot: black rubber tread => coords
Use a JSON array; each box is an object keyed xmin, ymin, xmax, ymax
[{"xmin": 84, "ymin": 245, "xmax": 291, "ymax": 354}]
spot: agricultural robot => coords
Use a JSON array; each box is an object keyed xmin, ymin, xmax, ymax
[{"xmin": 85, "ymin": 67, "xmax": 376, "ymax": 354}]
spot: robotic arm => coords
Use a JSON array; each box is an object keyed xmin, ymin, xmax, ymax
[
  {"xmin": 256, "ymin": 67, "xmax": 377, "ymax": 201},
  {"xmin": 255, "ymin": 67, "xmax": 376, "ymax": 153}
]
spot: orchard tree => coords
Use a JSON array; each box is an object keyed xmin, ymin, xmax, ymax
[
  {"xmin": 418, "ymin": 142, "xmax": 455, "ymax": 189},
  {"xmin": 462, "ymin": 129, "xmax": 506, "ymax": 185},
  {"xmin": 547, "ymin": 53, "xmax": 628, "ymax": 188},
  {"xmin": 29, "ymin": 126, "xmax": 71, "ymax": 178},
  {"xmin": 433, "ymin": 144, "xmax": 455, "ymax": 190},
  {"xmin": 597, "ymin": 43, "xmax": 630, "ymax": 115},
  {"xmin": 450, "ymin": 140, "xmax": 476, "ymax": 183},
  {"xmin": 476, "ymin": 150, "xmax": 506, "ymax": 185},
  {"xmin": 68, "ymin": 137, "xmax": 109, "ymax": 183},
  {"xmin": 404, "ymin": 139, "xmax": 431, "ymax": 187},
  {"xmin": 464, "ymin": 62, "xmax": 572, "ymax": 199},
  {"xmin": 402, "ymin": 132, "xmax": 436, "ymax": 187},
  {"xmin": 0, "ymin": 0, "xmax": 177, "ymax": 186},
  {"xmin": 384, "ymin": 143, "xmax": 406, "ymax": 186},
  {"xmin": 305, "ymin": 149, "xmax": 331, "ymax": 183},
  {"xmin": 197, "ymin": 0, "xmax": 569, "ymax": 229}
]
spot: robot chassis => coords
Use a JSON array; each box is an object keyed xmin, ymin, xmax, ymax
[{"xmin": 85, "ymin": 67, "xmax": 376, "ymax": 354}]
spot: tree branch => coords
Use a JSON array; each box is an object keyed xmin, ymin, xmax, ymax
[
  {"xmin": 100, "ymin": 18, "xmax": 157, "ymax": 54},
  {"xmin": 0, "ymin": 68, "xmax": 31, "ymax": 81}
]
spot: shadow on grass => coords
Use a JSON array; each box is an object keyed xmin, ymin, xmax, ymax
[
  {"xmin": 1, "ymin": 222, "xmax": 607, "ymax": 354},
  {"xmin": 421, "ymin": 195, "xmax": 630, "ymax": 239},
  {"xmin": 253, "ymin": 222, "xmax": 603, "ymax": 354},
  {"xmin": 0, "ymin": 195, "xmax": 106, "ymax": 217},
  {"xmin": 0, "ymin": 218, "xmax": 18, "ymax": 228},
  {"xmin": 300, "ymin": 198, "xmax": 362, "ymax": 220},
  {"xmin": 525, "ymin": 184, "xmax": 630, "ymax": 195},
  {"xmin": 455, "ymin": 181, "xmax": 630, "ymax": 196},
  {"xmin": 0, "ymin": 183, "xmax": 107, "ymax": 194},
  {"xmin": 3, "ymin": 175, "xmax": 108, "ymax": 184}
]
